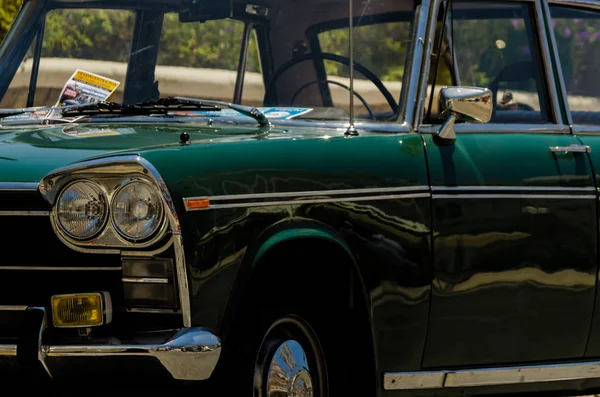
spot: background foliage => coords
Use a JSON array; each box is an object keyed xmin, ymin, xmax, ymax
[{"xmin": 0, "ymin": 0, "xmax": 22, "ymax": 41}]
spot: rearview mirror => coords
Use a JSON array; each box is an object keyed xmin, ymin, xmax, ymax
[{"xmin": 435, "ymin": 86, "xmax": 492, "ymax": 143}]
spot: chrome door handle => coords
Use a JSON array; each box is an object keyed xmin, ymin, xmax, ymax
[{"xmin": 549, "ymin": 145, "xmax": 591, "ymax": 154}]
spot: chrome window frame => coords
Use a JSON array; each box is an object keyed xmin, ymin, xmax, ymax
[
  {"xmin": 546, "ymin": 0, "xmax": 600, "ymax": 134},
  {"xmin": 414, "ymin": 0, "xmax": 569, "ymax": 134}
]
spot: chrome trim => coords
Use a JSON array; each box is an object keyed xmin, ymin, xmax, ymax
[
  {"xmin": 0, "ymin": 210, "xmax": 49, "ymax": 216},
  {"xmin": 0, "ymin": 345, "xmax": 17, "ymax": 357},
  {"xmin": 543, "ymin": 0, "xmax": 573, "ymax": 125},
  {"xmin": 30, "ymin": 306, "xmax": 52, "ymax": 378},
  {"xmin": 173, "ymin": 234, "xmax": 191, "ymax": 327},
  {"xmin": 187, "ymin": 186, "xmax": 430, "ymax": 203},
  {"xmin": 409, "ymin": 0, "xmax": 435, "ymax": 130},
  {"xmin": 43, "ymin": 327, "xmax": 221, "ymax": 381},
  {"xmin": 573, "ymin": 126, "xmax": 600, "ymax": 135},
  {"xmin": 420, "ymin": 124, "xmax": 571, "ymax": 134},
  {"xmin": 550, "ymin": 144, "xmax": 591, "ymax": 153},
  {"xmin": 534, "ymin": 0, "xmax": 564, "ymax": 124},
  {"xmin": 432, "ymin": 186, "xmax": 595, "ymax": 192},
  {"xmin": 0, "ymin": 305, "xmax": 28, "ymax": 311},
  {"xmin": 433, "ymin": 194, "xmax": 595, "ymax": 200},
  {"xmin": 0, "ymin": 266, "xmax": 122, "ymax": 271},
  {"xmin": 384, "ymin": 360, "xmax": 600, "ymax": 390},
  {"xmin": 122, "ymin": 277, "xmax": 169, "ymax": 284},
  {"xmin": 125, "ymin": 308, "xmax": 181, "ymax": 314},
  {"xmin": 186, "ymin": 192, "xmax": 431, "ymax": 211},
  {"xmin": 39, "ymin": 155, "xmax": 191, "ymax": 329},
  {"xmin": 0, "ymin": 182, "xmax": 39, "ymax": 191},
  {"xmin": 548, "ymin": 0, "xmax": 600, "ymax": 10}
]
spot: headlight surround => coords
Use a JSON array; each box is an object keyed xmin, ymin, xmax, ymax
[
  {"xmin": 56, "ymin": 180, "xmax": 108, "ymax": 240},
  {"xmin": 111, "ymin": 180, "xmax": 164, "ymax": 241}
]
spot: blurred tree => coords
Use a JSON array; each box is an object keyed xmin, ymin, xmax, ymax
[{"xmin": 0, "ymin": 0, "xmax": 22, "ymax": 42}]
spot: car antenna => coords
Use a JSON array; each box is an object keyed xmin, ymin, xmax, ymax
[{"xmin": 345, "ymin": 0, "xmax": 358, "ymax": 136}]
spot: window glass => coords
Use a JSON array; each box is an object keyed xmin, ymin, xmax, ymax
[
  {"xmin": 156, "ymin": 17, "xmax": 260, "ymax": 105},
  {"xmin": 550, "ymin": 6, "xmax": 600, "ymax": 125},
  {"xmin": 427, "ymin": 1, "xmax": 550, "ymax": 124},
  {"xmin": 33, "ymin": 9, "xmax": 135, "ymax": 106},
  {"xmin": 317, "ymin": 19, "xmax": 412, "ymax": 121},
  {"xmin": 0, "ymin": 35, "xmax": 36, "ymax": 108}
]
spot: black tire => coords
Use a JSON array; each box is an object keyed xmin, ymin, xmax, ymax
[{"xmin": 213, "ymin": 260, "xmax": 365, "ymax": 397}]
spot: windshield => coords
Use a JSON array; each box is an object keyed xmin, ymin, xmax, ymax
[{"xmin": 0, "ymin": 0, "xmax": 419, "ymax": 125}]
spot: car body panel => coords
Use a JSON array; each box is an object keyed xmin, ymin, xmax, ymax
[
  {"xmin": 422, "ymin": 132, "xmax": 597, "ymax": 368},
  {"xmin": 139, "ymin": 131, "xmax": 433, "ymax": 372},
  {"xmin": 572, "ymin": 134, "xmax": 600, "ymax": 359}
]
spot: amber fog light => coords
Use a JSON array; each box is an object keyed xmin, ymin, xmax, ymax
[{"xmin": 51, "ymin": 292, "xmax": 112, "ymax": 328}]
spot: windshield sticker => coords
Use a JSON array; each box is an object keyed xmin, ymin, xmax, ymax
[
  {"xmin": 55, "ymin": 70, "xmax": 120, "ymax": 107},
  {"xmin": 169, "ymin": 107, "xmax": 313, "ymax": 120},
  {"xmin": 262, "ymin": 108, "xmax": 313, "ymax": 119}
]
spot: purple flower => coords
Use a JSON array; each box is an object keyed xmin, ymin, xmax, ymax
[
  {"xmin": 552, "ymin": 19, "xmax": 557, "ymax": 28},
  {"xmin": 577, "ymin": 30, "xmax": 592, "ymax": 39},
  {"xmin": 577, "ymin": 39, "xmax": 585, "ymax": 47},
  {"xmin": 226, "ymin": 25, "xmax": 233, "ymax": 33},
  {"xmin": 564, "ymin": 26, "xmax": 571, "ymax": 37},
  {"xmin": 574, "ymin": 18, "xmax": 583, "ymax": 25},
  {"xmin": 521, "ymin": 45, "xmax": 531, "ymax": 56},
  {"xmin": 511, "ymin": 19, "xmax": 521, "ymax": 28}
]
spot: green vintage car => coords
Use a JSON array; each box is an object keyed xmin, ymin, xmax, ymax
[{"xmin": 3, "ymin": 0, "xmax": 600, "ymax": 395}]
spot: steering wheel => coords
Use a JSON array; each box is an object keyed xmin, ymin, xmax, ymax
[
  {"xmin": 263, "ymin": 52, "xmax": 399, "ymax": 116},
  {"xmin": 290, "ymin": 79, "xmax": 376, "ymax": 120}
]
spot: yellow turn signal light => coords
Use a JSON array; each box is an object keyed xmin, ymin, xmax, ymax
[{"xmin": 51, "ymin": 292, "xmax": 112, "ymax": 328}]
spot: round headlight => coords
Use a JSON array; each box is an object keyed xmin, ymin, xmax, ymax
[
  {"xmin": 56, "ymin": 181, "xmax": 108, "ymax": 240},
  {"xmin": 111, "ymin": 181, "xmax": 164, "ymax": 241}
]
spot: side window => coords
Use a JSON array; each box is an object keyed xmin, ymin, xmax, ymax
[
  {"xmin": 427, "ymin": 1, "xmax": 550, "ymax": 124},
  {"xmin": 550, "ymin": 6, "xmax": 600, "ymax": 125},
  {"xmin": 156, "ymin": 17, "xmax": 261, "ymax": 105}
]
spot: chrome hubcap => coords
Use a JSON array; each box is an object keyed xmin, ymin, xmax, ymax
[{"xmin": 266, "ymin": 340, "xmax": 314, "ymax": 397}]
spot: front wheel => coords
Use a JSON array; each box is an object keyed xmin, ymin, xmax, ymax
[{"xmin": 254, "ymin": 316, "xmax": 327, "ymax": 397}]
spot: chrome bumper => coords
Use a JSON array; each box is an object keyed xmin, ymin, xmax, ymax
[{"xmin": 0, "ymin": 307, "xmax": 221, "ymax": 381}]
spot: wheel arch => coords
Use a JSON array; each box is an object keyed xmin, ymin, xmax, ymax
[{"xmin": 218, "ymin": 217, "xmax": 377, "ymax": 391}]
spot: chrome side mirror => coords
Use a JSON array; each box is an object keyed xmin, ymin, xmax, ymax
[{"xmin": 436, "ymin": 86, "xmax": 493, "ymax": 142}]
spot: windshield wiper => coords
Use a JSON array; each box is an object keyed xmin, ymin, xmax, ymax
[{"xmin": 60, "ymin": 96, "xmax": 271, "ymax": 127}]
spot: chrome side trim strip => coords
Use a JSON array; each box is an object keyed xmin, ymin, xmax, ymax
[
  {"xmin": 384, "ymin": 360, "xmax": 600, "ymax": 390},
  {"xmin": 0, "ymin": 266, "xmax": 121, "ymax": 271},
  {"xmin": 0, "ymin": 305, "xmax": 28, "ymax": 311},
  {"xmin": 0, "ymin": 210, "xmax": 49, "ymax": 216},
  {"xmin": 188, "ymin": 193, "xmax": 430, "ymax": 211},
  {"xmin": 122, "ymin": 277, "xmax": 169, "ymax": 284},
  {"xmin": 433, "ymin": 194, "xmax": 595, "ymax": 200},
  {"xmin": 432, "ymin": 186, "xmax": 595, "ymax": 192},
  {"xmin": 188, "ymin": 186, "xmax": 429, "ymax": 202},
  {"xmin": 124, "ymin": 308, "xmax": 181, "ymax": 314},
  {"xmin": 0, "ymin": 182, "xmax": 38, "ymax": 192},
  {"xmin": 0, "ymin": 345, "xmax": 17, "ymax": 356}
]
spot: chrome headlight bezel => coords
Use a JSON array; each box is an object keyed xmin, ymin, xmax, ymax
[{"xmin": 40, "ymin": 156, "xmax": 175, "ymax": 252}]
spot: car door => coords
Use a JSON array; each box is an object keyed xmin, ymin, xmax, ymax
[
  {"xmin": 420, "ymin": 0, "xmax": 598, "ymax": 368},
  {"xmin": 548, "ymin": 1, "xmax": 600, "ymax": 358}
]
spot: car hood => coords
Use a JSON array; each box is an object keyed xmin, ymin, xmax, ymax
[{"xmin": 0, "ymin": 122, "xmax": 338, "ymax": 182}]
